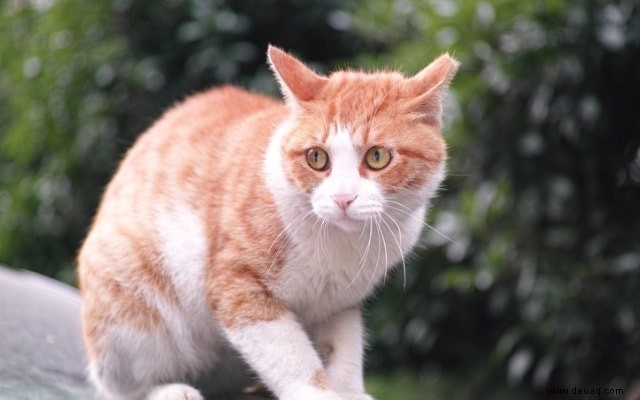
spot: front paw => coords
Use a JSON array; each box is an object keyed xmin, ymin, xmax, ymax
[
  {"xmin": 339, "ymin": 393, "xmax": 375, "ymax": 400},
  {"xmin": 281, "ymin": 386, "xmax": 343, "ymax": 400},
  {"xmin": 146, "ymin": 384, "xmax": 204, "ymax": 400}
]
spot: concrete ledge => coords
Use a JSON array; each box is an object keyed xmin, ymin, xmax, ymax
[{"xmin": 0, "ymin": 265, "xmax": 95, "ymax": 399}]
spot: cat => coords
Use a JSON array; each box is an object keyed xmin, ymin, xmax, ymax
[{"xmin": 77, "ymin": 45, "xmax": 458, "ymax": 400}]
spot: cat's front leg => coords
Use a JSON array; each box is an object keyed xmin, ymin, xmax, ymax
[
  {"xmin": 315, "ymin": 306, "xmax": 374, "ymax": 400},
  {"xmin": 209, "ymin": 273, "xmax": 342, "ymax": 400},
  {"xmin": 225, "ymin": 312, "xmax": 343, "ymax": 400}
]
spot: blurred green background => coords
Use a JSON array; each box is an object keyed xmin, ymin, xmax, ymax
[{"xmin": 1, "ymin": 0, "xmax": 639, "ymax": 398}]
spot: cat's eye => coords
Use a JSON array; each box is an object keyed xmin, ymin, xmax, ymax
[
  {"xmin": 365, "ymin": 147, "xmax": 392, "ymax": 170},
  {"xmin": 306, "ymin": 147, "xmax": 329, "ymax": 171}
]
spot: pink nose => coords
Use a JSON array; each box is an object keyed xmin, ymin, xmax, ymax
[{"xmin": 332, "ymin": 193, "xmax": 357, "ymax": 211}]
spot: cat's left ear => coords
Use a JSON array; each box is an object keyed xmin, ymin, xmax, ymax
[
  {"xmin": 267, "ymin": 45, "xmax": 328, "ymax": 108},
  {"xmin": 403, "ymin": 53, "xmax": 460, "ymax": 126}
]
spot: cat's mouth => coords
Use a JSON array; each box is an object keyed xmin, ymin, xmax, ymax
[{"xmin": 312, "ymin": 198, "xmax": 379, "ymax": 233}]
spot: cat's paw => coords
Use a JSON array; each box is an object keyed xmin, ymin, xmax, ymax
[
  {"xmin": 280, "ymin": 385, "xmax": 343, "ymax": 400},
  {"xmin": 146, "ymin": 383, "xmax": 204, "ymax": 400},
  {"xmin": 338, "ymin": 392, "xmax": 375, "ymax": 400}
]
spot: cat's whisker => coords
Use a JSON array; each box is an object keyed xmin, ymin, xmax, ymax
[
  {"xmin": 385, "ymin": 202, "xmax": 458, "ymax": 245},
  {"xmin": 381, "ymin": 214, "xmax": 407, "ymax": 291},
  {"xmin": 361, "ymin": 214, "xmax": 384, "ymax": 299},
  {"xmin": 377, "ymin": 215, "xmax": 387, "ymax": 284},
  {"xmin": 323, "ymin": 220, "xmax": 329, "ymax": 260},
  {"xmin": 317, "ymin": 219, "xmax": 330, "ymax": 267},
  {"xmin": 373, "ymin": 217, "xmax": 383, "ymax": 278},
  {"xmin": 375, "ymin": 213, "xmax": 390, "ymax": 287},
  {"xmin": 310, "ymin": 216, "xmax": 331, "ymax": 268},
  {"xmin": 384, "ymin": 202, "xmax": 427, "ymax": 227},
  {"xmin": 346, "ymin": 219, "xmax": 374, "ymax": 290},
  {"xmin": 268, "ymin": 212, "xmax": 303, "ymax": 254},
  {"xmin": 267, "ymin": 210, "xmax": 315, "ymax": 275},
  {"xmin": 384, "ymin": 199, "xmax": 425, "ymax": 216},
  {"xmin": 266, "ymin": 199, "xmax": 315, "ymax": 253},
  {"xmin": 357, "ymin": 218, "xmax": 370, "ymax": 242},
  {"xmin": 361, "ymin": 218, "xmax": 375, "ymax": 267},
  {"xmin": 384, "ymin": 199, "xmax": 413, "ymax": 211},
  {"xmin": 423, "ymin": 221, "xmax": 457, "ymax": 245}
]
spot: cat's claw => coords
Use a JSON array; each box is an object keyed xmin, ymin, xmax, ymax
[{"xmin": 146, "ymin": 383, "xmax": 204, "ymax": 400}]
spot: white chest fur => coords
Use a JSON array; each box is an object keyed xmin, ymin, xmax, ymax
[{"xmin": 269, "ymin": 208, "xmax": 425, "ymax": 325}]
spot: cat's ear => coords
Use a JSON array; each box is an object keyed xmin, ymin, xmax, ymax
[
  {"xmin": 403, "ymin": 53, "xmax": 460, "ymax": 126},
  {"xmin": 267, "ymin": 45, "xmax": 328, "ymax": 107}
]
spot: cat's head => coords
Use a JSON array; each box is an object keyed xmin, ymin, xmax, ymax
[{"xmin": 267, "ymin": 45, "xmax": 458, "ymax": 232}]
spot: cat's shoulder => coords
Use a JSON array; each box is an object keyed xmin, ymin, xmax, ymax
[
  {"xmin": 172, "ymin": 84, "xmax": 281, "ymax": 117},
  {"xmin": 137, "ymin": 84, "xmax": 283, "ymax": 147}
]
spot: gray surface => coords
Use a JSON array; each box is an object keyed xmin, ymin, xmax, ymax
[
  {"xmin": 0, "ymin": 265, "xmax": 95, "ymax": 400},
  {"xmin": 0, "ymin": 266, "xmax": 266, "ymax": 400}
]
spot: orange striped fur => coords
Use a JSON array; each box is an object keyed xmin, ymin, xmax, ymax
[{"xmin": 78, "ymin": 45, "xmax": 458, "ymax": 400}]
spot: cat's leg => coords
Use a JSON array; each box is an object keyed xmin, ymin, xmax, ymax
[
  {"xmin": 314, "ymin": 306, "xmax": 374, "ymax": 400},
  {"xmin": 89, "ymin": 351, "xmax": 205, "ymax": 400},
  {"xmin": 224, "ymin": 312, "xmax": 344, "ymax": 400},
  {"xmin": 210, "ymin": 272, "xmax": 342, "ymax": 400},
  {"xmin": 87, "ymin": 329, "xmax": 204, "ymax": 400}
]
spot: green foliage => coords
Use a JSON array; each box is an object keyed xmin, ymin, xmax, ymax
[
  {"xmin": 354, "ymin": 0, "xmax": 640, "ymax": 394},
  {"xmin": 0, "ymin": 1, "xmax": 126, "ymax": 280},
  {"xmin": 366, "ymin": 370, "xmax": 535, "ymax": 400}
]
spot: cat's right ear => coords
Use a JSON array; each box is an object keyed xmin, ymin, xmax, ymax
[
  {"xmin": 267, "ymin": 45, "xmax": 328, "ymax": 108},
  {"xmin": 402, "ymin": 53, "xmax": 460, "ymax": 126}
]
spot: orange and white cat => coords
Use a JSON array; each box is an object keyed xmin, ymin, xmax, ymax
[{"xmin": 77, "ymin": 45, "xmax": 458, "ymax": 400}]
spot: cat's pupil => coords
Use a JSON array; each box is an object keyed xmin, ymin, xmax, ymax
[
  {"xmin": 313, "ymin": 151, "xmax": 319, "ymax": 162},
  {"xmin": 374, "ymin": 150, "xmax": 380, "ymax": 162}
]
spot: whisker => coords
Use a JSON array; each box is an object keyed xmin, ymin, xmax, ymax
[
  {"xmin": 380, "ymin": 214, "xmax": 407, "ymax": 291},
  {"xmin": 321, "ymin": 220, "xmax": 330, "ymax": 263},
  {"xmin": 346, "ymin": 219, "xmax": 374, "ymax": 290},
  {"xmin": 361, "ymin": 215, "xmax": 383, "ymax": 299},
  {"xmin": 362, "ymin": 218, "xmax": 374, "ymax": 267},
  {"xmin": 363, "ymin": 213, "xmax": 389, "ymax": 297},
  {"xmin": 423, "ymin": 221, "xmax": 457, "ymax": 244},
  {"xmin": 380, "ymin": 215, "xmax": 404, "ymax": 288},
  {"xmin": 385, "ymin": 201, "xmax": 458, "ymax": 245},
  {"xmin": 268, "ymin": 209, "xmax": 309, "ymax": 253},
  {"xmin": 313, "ymin": 216, "xmax": 324, "ymax": 268},
  {"xmin": 267, "ymin": 210, "xmax": 315, "ymax": 275}
]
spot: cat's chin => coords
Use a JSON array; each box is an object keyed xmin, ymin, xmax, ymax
[{"xmin": 324, "ymin": 216, "xmax": 365, "ymax": 233}]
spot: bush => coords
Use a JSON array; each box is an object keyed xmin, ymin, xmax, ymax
[{"xmin": 0, "ymin": 1, "xmax": 125, "ymax": 280}]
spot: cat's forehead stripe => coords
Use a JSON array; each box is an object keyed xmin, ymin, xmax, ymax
[
  {"xmin": 326, "ymin": 124, "xmax": 355, "ymax": 152},
  {"xmin": 330, "ymin": 123, "xmax": 350, "ymax": 137},
  {"xmin": 326, "ymin": 123, "xmax": 364, "ymax": 147}
]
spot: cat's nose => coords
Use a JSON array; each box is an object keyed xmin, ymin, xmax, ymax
[{"xmin": 332, "ymin": 193, "xmax": 357, "ymax": 211}]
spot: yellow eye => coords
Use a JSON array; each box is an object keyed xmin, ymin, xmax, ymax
[
  {"xmin": 365, "ymin": 147, "xmax": 392, "ymax": 170},
  {"xmin": 306, "ymin": 147, "xmax": 329, "ymax": 171}
]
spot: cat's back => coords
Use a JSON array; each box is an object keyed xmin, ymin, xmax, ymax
[
  {"xmin": 154, "ymin": 85, "xmax": 280, "ymax": 137},
  {"xmin": 95, "ymin": 85, "xmax": 283, "ymax": 217},
  {"xmin": 124, "ymin": 84, "xmax": 282, "ymax": 178},
  {"xmin": 78, "ymin": 85, "xmax": 285, "ymax": 284}
]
